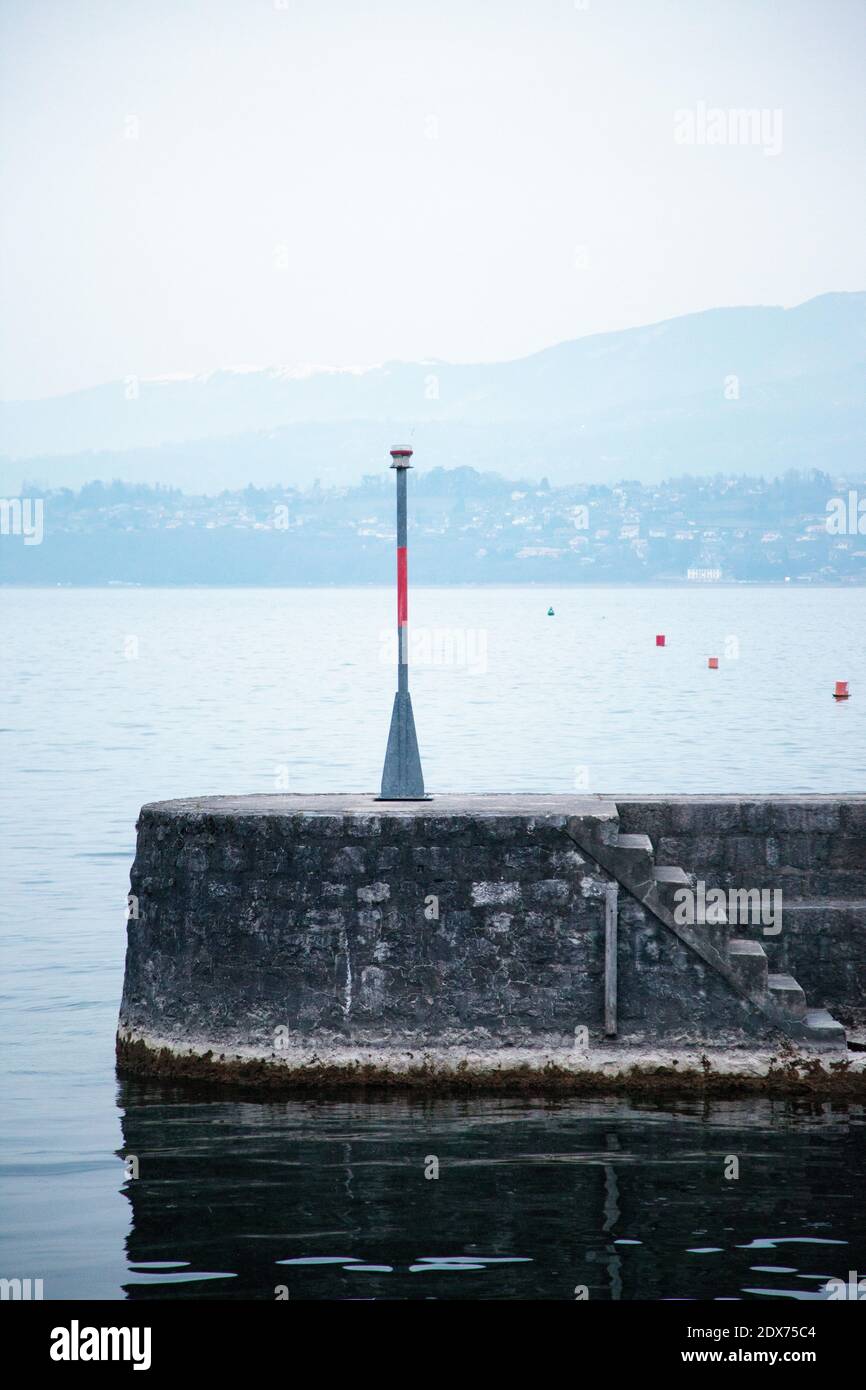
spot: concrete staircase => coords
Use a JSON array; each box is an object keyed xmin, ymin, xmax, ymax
[{"xmin": 566, "ymin": 802, "xmax": 846, "ymax": 1049}]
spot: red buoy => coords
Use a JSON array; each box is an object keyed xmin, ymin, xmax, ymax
[
  {"xmin": 834, "ymin": 681, "xmax": 850, "ymax": 700},
  {"xmin": 708, "ymin": 656, "xmax": 719, "ymax": 669},
  {"xmin": 656, "ymin": 634, "xmax": 666, "ymax": 647}
]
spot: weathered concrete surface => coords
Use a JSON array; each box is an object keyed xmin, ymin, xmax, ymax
[
  {"xmin": 117, "ymin": 795, "xmax": 863, "ymax": 1089},
  {"xmin": 116, "ymin": 1034, "xmax": 866, "ymax": 1095}
]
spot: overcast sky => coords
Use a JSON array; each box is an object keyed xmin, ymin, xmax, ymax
[{"xmin": 1, "ymin": 0, "xmax": 864, "ymax": 400}]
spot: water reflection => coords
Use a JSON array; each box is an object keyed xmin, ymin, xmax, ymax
[{"xmin": 117, "ymin": 1087, "xmax": 866, "ymax": 1300}]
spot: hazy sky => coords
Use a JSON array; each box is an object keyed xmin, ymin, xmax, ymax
[{"xmin": 1, "ymin": 0, "xmax": 864, "ymax": 399}]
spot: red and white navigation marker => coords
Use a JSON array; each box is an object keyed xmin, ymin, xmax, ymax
[{"xmin": 378, "ymin": 448, "xmax": 429, "ymax": 799}]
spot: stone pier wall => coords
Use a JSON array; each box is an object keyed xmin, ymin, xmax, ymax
[{"xmin": 118, "ymin": 794, "xmax": 866, "ymax": 1085}]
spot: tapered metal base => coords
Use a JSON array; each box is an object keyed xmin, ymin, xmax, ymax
[{"xmin": 377, "ymin": 691, "xmax": 430, "ymax": 800}]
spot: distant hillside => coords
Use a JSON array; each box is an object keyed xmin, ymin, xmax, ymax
[
  {"xmin": 3, "ymin": 468, "xmax": 865, "ymax": 587},
  {"xmin": 2, "ymin": 292, "xmax": 864, "ymax": 492}
]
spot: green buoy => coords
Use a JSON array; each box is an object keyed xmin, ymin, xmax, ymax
[{"xmin": 547, "ymin": 606, "xmax": 555, "ymax": 616}]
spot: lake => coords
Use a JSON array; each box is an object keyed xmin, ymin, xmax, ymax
[{"xmin": 1, "ymin": 585, "xmax": 864, "ymax": 1299}]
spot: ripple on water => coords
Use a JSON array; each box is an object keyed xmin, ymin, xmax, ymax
[
  {"xmin": 276, "ymin": 1256, "xmax": 360, "ymax": 1265},
  {"xmin": 736, "ymin": 1237, "xmax": 848, "ymax": 1249},
  {"xmin": 416, "ymin": 1256, "xmax": 532, "ymax": 1264},
  {"xmin": 125, "ymin": 1272, "xmax": 237, "ymax": 1285}
]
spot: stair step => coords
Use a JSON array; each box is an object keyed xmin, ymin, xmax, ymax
[
  {"xmin": 728, "ymin": 937, "xmax": 768, "ymax": 995},
  {"xmin": 653, "ymin": 865, "xmax": 689, "ymax": 906},
  {"xmin": 616, "ymin": 833, "xmax": 653, "ymax": 851},
  {"xmin": 802, "ymin": 1008, "xmax": 847, "ymax": 1044},
  {"xmin": 767, "ymin": 973, "xmax": 807, "ymax": 1018},
  {"xmin": 651, "ymin": 865, "xmax": 728, "ymax": 950},
  {"xmin": 654, "ymin": 865, "xmax": 690, "ymax": 884},
  {"xmin": 610, "ymin": 833, "xmax": 655, "ymax": 890}
]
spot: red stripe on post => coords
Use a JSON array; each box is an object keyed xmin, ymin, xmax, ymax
[{"xmin": 397, "ymin": 546, "xmax": 408, "ymax": 623}]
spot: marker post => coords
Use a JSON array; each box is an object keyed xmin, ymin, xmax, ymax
[{"xmin": 378, "ymin": 447, "xmax": 429, "ymax": 800}]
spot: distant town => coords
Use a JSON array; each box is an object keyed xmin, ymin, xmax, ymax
[{"xmin": 2, "ymin": 467, "xmax": 865, "ymax": 585}]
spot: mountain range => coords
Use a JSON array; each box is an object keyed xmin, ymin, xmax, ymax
[{"xmin": 2, "ymin": 291, "xmax": 864, "ymax": 493}]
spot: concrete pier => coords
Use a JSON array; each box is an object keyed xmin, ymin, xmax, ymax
[{"xmin": 117, "ymin": 794, "xmax": 866, "ymax": 1091}]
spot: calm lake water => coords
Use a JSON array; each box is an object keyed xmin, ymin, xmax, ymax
[{"xmin": 1, "ymin": 585, "xmax": 864, "ymax": 1300}]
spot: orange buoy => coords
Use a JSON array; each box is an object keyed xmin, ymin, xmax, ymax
[
  {"xmin": 656, "ymin": 634, "xmax": 666, "ymax": 647},
  {"xmin": 833, "ymin": 681, "xmax": 850, "ymax": 700},
  {"xmin": 708, "ymin": 656, "xmax": 719, "ymax": 669}
]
